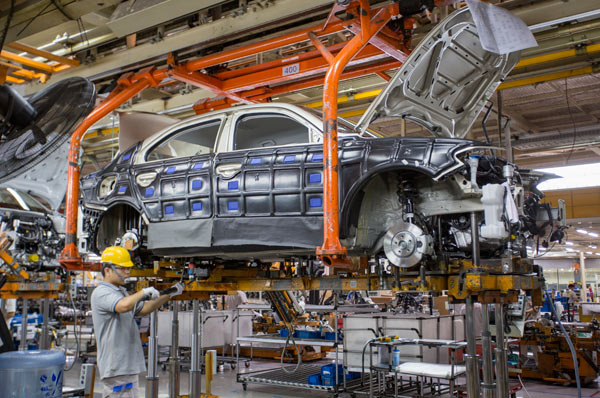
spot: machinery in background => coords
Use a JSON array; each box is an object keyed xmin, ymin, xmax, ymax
[{"xmin": 509, "ymin": 317, "xmax": 600, "ymax": 385}]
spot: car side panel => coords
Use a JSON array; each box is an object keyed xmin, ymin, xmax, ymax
[{"xmin": 211, "ymin": 145, "xmax": 325, "ymax": 248}]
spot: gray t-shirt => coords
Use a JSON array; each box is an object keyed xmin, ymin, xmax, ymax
[{"xmin": 91, "ymin": 282, "xmax": 146, "ymax": 379}]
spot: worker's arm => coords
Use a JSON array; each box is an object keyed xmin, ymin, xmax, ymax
[
  {"xmin": 138, "ymin": 295, "xmax": 170, "ymax": 316},
  {"xmin": 114, "ymin": 290, "xmax": 147, "ymax": 313}
]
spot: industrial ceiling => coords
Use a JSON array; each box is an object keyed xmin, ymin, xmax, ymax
[{"xmin": 1, "ymin": 0, "xmax": 600, "ymax": 258}]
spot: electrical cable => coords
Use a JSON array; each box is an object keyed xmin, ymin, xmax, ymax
[
  {"xmin": 518, "ymin": 375, "xmax": 532, "ymax": 398},
  {"xmin": 0, "ymin": 0, "xmax": 15, "ymax": 51},
  {"xmin": 546, "ymin": 292, "xmax": 581, "ymax": 398},
  {"xmin": 63, "ymin": 293, "xmax": 80, "ymax": 371},
  {"xmin": 280, "ymin": 329, "xmax": 302, "ymax": 374}
]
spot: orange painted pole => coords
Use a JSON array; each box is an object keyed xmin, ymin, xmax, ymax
[
  {"xmin": 316, "ymin": 1, "xmax": 398, "ymax": 264},
  {"xmin": 60, "ymin": 78, "xmax": 152, "ymax": 270}
]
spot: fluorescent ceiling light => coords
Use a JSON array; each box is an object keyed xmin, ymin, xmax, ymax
[
  {"xmin": 536, "ymin": 163, "xmax": 600, "ymax": 191},
  {"xmin": 589, "ymin": 232, "xmax": 599, "ymax": 238},
  {"xmin": 565, "ymin": 241, "xmax": 574, "ymax": 246},
  {"xmin": 565, "ymin": 248, "xmax": 575, "ymax": 252},
  {"xmin": 577, "ymin": 229, "xmax": 589, "ymax": 234},
  {"xmin": 590, "ymin": 245, "xmax": 598, "ymax": 249},
  {"xmin": 586, "ymin": 251, "xmax": 593, "ymax": 255}
]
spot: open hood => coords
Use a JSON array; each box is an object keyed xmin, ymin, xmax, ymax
[{"xmin": 355, "ymin": 7, "xmax": 520, "ymax": 138}]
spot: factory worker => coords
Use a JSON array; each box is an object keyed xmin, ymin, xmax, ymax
[{"xmin": 91, "ymin": 246, "xmax": 183, "ymax": 398}]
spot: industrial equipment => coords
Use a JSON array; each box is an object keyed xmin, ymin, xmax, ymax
[{"xmin": 509, "ymin": 318, "xmax": 600, "ymax": 385}]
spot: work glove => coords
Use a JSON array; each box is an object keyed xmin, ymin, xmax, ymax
[
  {"xmin": 169, "ymin": 282, "xmax": 184, "ymax": 298},
  {"xmin": 142, "ymin": 287, "xmax": 160, "ymax": 300}
]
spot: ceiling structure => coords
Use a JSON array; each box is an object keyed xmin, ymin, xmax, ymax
[{"xmin": 1, "ymin": 0, "xmax": 600, "ymax": 259}]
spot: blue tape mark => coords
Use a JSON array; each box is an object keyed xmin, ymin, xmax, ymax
[
  {"xmin": 193, "ymin": 162, "xmax": 205, "ymax": 170},
  {"xmin": 118, "ymin": 185, "xmax": 127, "ymax": 194},
  {"xmin": 192, "ymin": 180, "xmax": 203, "ymax": 190},
  {"xmin": 250, "ymin": 158, "xmax": 262, "ymax": 165},
  {"xmin": 113, "ymin": 385, "xmax": 123, "ymax": 392},
  {"xmin": 308, "ymin": 173, "xmax": 321, "ymax": 184},
  {"xmin": 165, "ymin": 205, "xmax": 174, "ymax": 215},
  {"xmin": 124, "ymin": 383, "xmax": 133, "ymax": 390},
  {"xmin": 228, "ymin": 201, "xmax": 239, "ymax": 211},
  {"xmin": 144, "ymin": 187, "xmax": 154, "ymax": 197},
  {"xmin": 311, "ymin": 153, "xmax": 323, "ymax": 162},
  {"xmin": 122, "ymin": 153, "xmax": 131, "ymax": 161},
  {"xmin": 192, "ymin": 202, "xmax": 203, "ymax": 212},
  {"xmin": 166, "ymin": 166, "xmax": 176, "ymax": 174},
  {"xmin": 228, "ymin": 180, "xmax": 239, "ymax": 190},
  {"xmin": 309, "ymin": 197, "xmax": 322, "ymax": 208},
  {"xmin": 283, "ymin": 155, "xmax": 296, "ymax": 163}
]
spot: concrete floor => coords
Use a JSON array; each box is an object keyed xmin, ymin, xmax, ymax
[{"xmin": 62, "ymin": 358, "xmax": 600, "ymax": 398}]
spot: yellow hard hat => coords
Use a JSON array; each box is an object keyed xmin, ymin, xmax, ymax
[{"xmin": 101, "ymin": 246, "xmax": 134, "ymax": 268}]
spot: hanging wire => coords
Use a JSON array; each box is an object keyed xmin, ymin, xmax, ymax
[{"xmin": 0, "ymin": 0, "xmax": 15, "ymax": 51}]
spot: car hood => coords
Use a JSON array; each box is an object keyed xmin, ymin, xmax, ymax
[
  {"xmin": 355, "ymin": 7, "xmax": 520, "ymax": 138},
  {"xmin": 1, "ymin": 140, "xmax": 69, "ymax": 212}
]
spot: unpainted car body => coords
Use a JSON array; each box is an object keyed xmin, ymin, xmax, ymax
[{"xmin": 78, "ymin": 8, "xmax": 556, "ymax": 269}]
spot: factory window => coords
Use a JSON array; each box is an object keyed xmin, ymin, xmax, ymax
[
  {"xmin": 146, "ymin": 119, "xmax": 221, "ymax": 161},
  {"xmin": 234, "ymin": 114, "xmax": 309, "ymax": 150}
]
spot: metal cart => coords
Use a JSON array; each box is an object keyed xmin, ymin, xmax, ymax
[{"xmin": 366, "ymin": 338, "xmax": 467, "ymax": 398}]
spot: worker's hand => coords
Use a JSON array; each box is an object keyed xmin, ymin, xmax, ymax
[
  {"xmin": 142, "ymin": 287, "xmax": 160, "ymax": 300},
  {"xmin": 169, "ymin": 282, "xmax": 184, "ymax": 298}
]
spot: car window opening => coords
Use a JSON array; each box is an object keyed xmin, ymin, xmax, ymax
[
  {"xmin": 234, "ymin": 114, "xmax": 309, "ymax": 150},
  {"xmin": 146, "ymin": 119, "xmax": 221, "ymax": 161}
]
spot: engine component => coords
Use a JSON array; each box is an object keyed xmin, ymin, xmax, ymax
[
  {"xmin": 480, "ymin": 184, "xmax": 509, "ymax": 240},
  {"xmin": 383, "ymin": 221, "xmax": 433, "ymax": 268}
]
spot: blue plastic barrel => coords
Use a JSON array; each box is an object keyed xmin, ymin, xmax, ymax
[{"xmin": 0, "ymin": 350, "xmax": 65, "ymax": 398}]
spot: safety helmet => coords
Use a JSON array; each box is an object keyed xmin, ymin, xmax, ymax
[{"xmin": 100, "ymin": 246, "xmax": 134, "ymax": 268}]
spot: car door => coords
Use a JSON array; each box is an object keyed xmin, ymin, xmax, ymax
[
  {"xmin": 131, "ymin": 118, "xmax": 223, "ymax": 249},
  {"xmin": 211, "ymin": 109, "xmax": 325, "ymax": 249}
]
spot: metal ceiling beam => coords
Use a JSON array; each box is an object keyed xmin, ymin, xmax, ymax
[
  {"xmin": 24, "ymin": 0, "xmax": 335, "ymax": 96},
  {"xmin": 511, "ymin": 0, "xmax": 600, "ymax": 30},
  {"xmin": 1, "ymin": 0, "xmax": 121, "ymax": 43}
]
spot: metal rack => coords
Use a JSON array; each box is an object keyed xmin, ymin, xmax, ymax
[
  {"xmin": 235, "ymin": 303, "xmax": 344, "ymax": 394},
  {"xmin": 366, "ymin": 338, "xmax": 467, "ymax": 398}
]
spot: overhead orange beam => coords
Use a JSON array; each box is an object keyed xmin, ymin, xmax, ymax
[
  {"xmin": 184, "ymin": 19, "xmax": 348, "ymax": 73},
  {"xmin": 5, "ymin": 75, "xmax": 25, "ymax": 84},
  {"xmin": 5, "ymin": 42, "xmax": 80, "ymax": 68},
  {"xmin": 0, "ymin": 50, "xmax": 54, "ymax": 74},
  {"xmin": 193, "ymin": 58, "xmax": 402, "ymax": 113},
  {"xmin": 222, "ymin": 44, "xmax": 389, "ymax": 93},
  {"xmin": 168, "ymin": 65, "xmax": 256, "ymax": 105}
]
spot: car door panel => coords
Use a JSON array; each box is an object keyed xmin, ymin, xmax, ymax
[
  {"xmin": 133, "ymin": 154, "xmax": 214, "ymax": 223},
  {"xmin": 212, "ymin": 145, "xmax": 324, "ymax": 248}
]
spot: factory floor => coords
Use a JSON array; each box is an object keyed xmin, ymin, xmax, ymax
[{"xmin": 62, "ymin": 358, "xmax": 600, "ymax": 398}]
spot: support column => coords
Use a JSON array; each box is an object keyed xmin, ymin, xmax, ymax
[
  {"xmin": 465, "ymin": 296, "xmax": 481, "ymax": 398},
  {"xmin": 146, "ymin": 311, "xmax": 159, "ymax": 398},
  {"xmin": 40, "ymin": 299, "xmax": 50, "ymax": 350},
  {"xmin": 481, "ymin": 304, "xmax": 495, "ymax": 398},
  {"xmin": 19, "ymin": 299, "xmax": 28, "ymax": 351},
  {"xmin": 495, "ymin": 301, "xmax": 509, "ymax": 398},
  {"xmin": 169, "ymin": 302, "xmax": 180, "ymax": 398},
  {"xmin": 580, "ymin": 251, "xmax": 587, "ymax": 303},
  {"xmin": 190, "ymin": 299, "xmax": 202, "ymax": 398}
]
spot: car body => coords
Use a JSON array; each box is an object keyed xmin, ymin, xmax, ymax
[{"xmin": 78, "ymin": 8, "xmax": 556, "ymax": 268}]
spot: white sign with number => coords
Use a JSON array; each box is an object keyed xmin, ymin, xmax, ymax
[{"xmin": 282, "ymin": 63, "xmax": 300, "ymax": 76}]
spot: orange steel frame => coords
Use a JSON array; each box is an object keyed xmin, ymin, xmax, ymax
[{"xmin": 60, "ymin": 0, "xmax": 406, "ymax": 270}]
